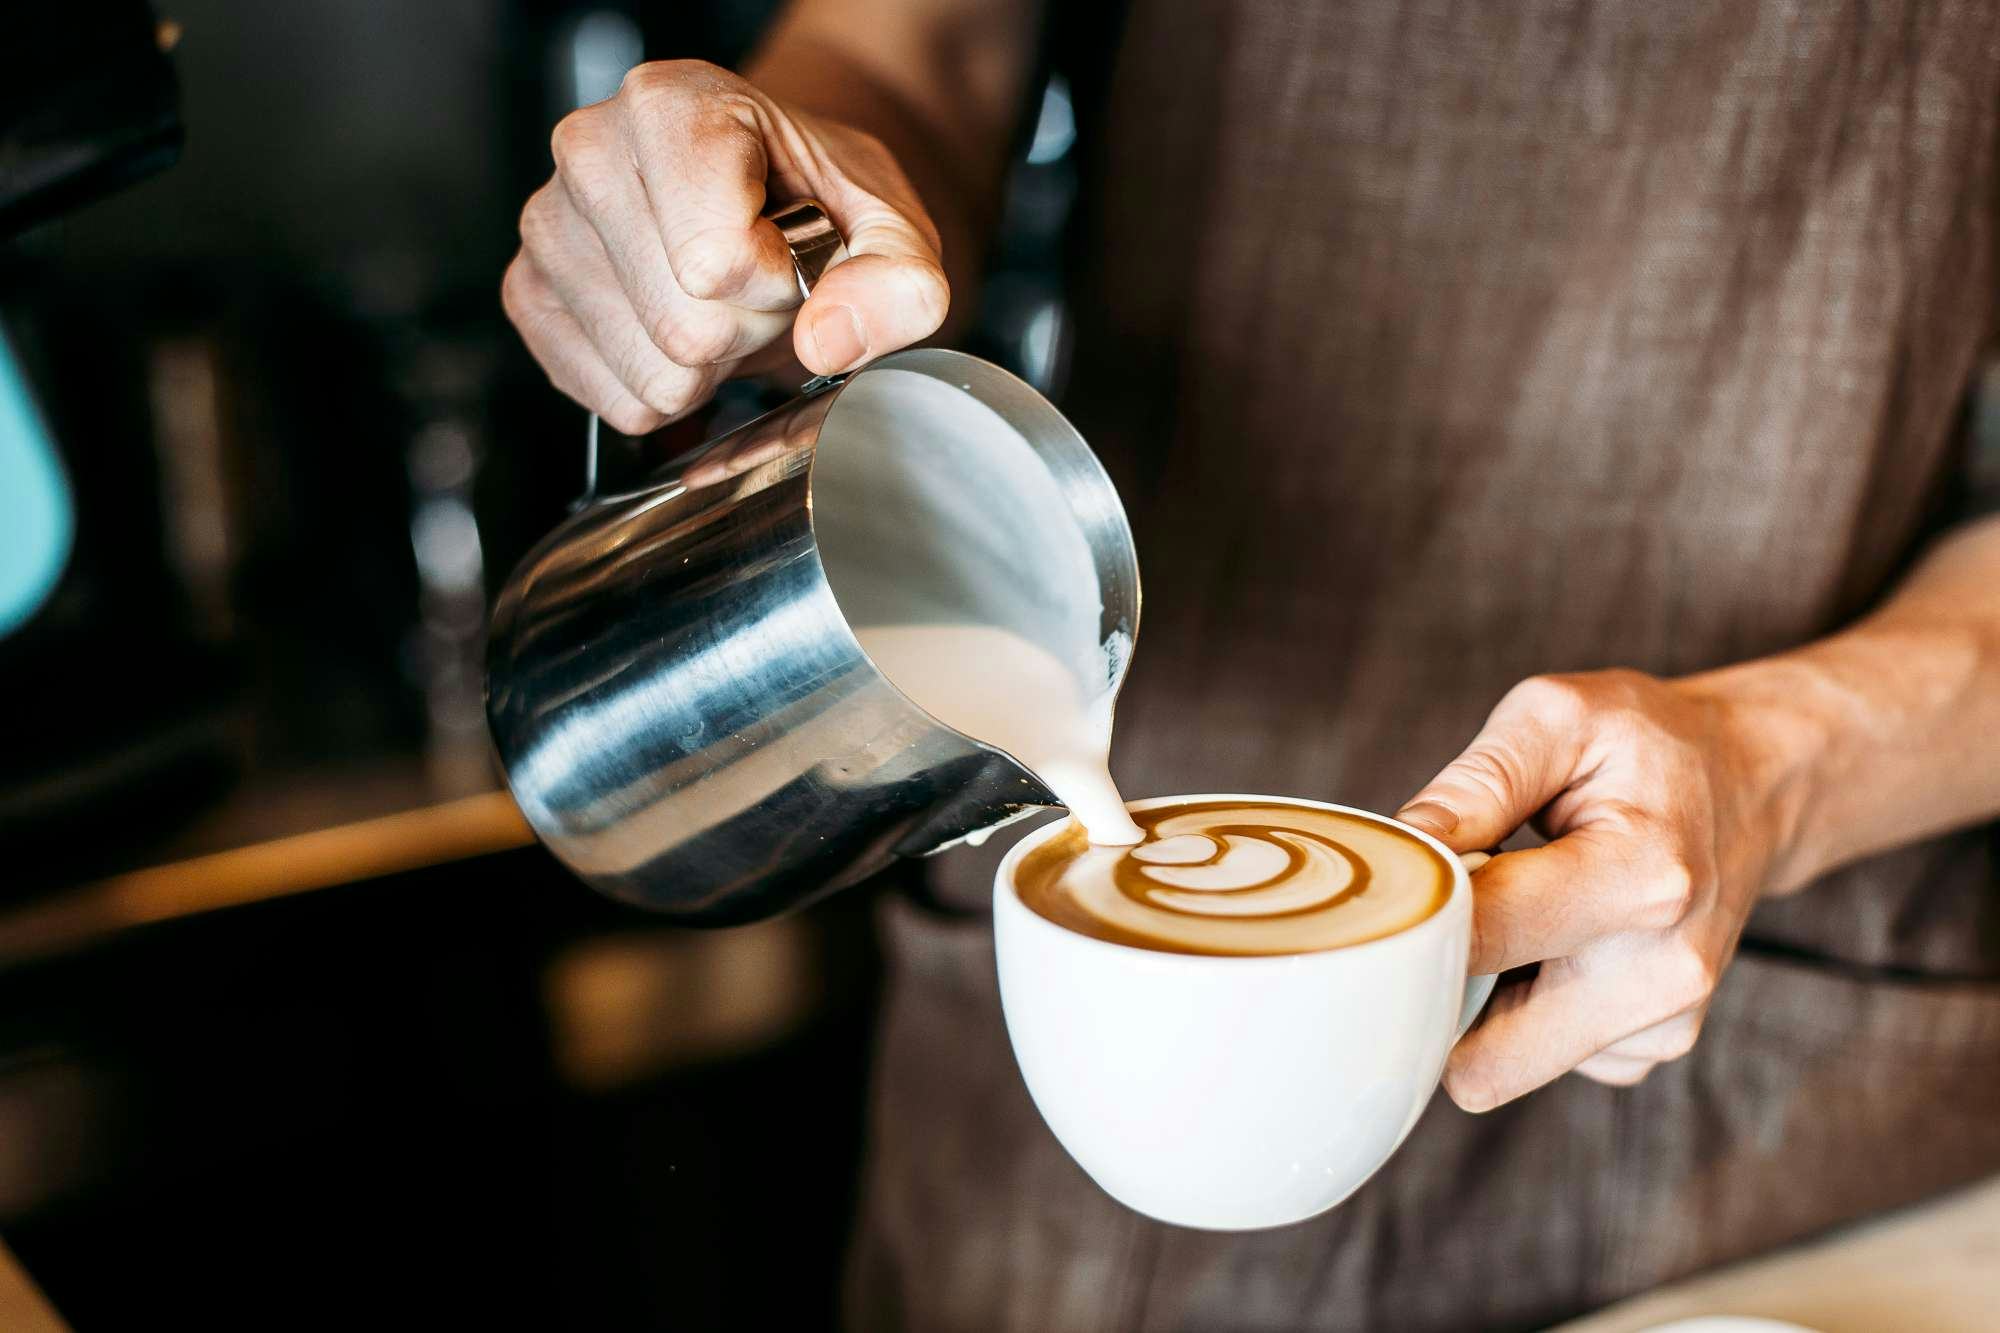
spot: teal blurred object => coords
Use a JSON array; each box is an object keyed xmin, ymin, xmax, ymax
[{"xmin": 0, "ymin": 323, "xmax": 74, "ymax": 637}]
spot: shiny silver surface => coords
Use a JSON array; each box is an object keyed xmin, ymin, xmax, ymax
[
  {"xmin": 487, "ymin": 346, "xmax": 1139, "ymax": 923},
  {"xmin": 766, "ymin": 199, "xmax": 850, "ymax": 299}
]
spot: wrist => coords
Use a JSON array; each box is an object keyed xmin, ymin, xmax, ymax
[{"xmin": 1676, "ymin": 655, "xmax": 1842, "ymax": 896}]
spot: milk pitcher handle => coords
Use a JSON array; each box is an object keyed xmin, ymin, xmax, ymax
[
  {"xmin": 767, "ymin": 198, "xmax": 852, "ymax": 299},
  {"xmin": 577, "ymin": 198, "xmax": 853, "ymax": 505}
]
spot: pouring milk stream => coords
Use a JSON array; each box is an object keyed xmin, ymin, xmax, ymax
[{"xmin": 853, "ymin": 624, "xmax": 1143, "ymax": 846}]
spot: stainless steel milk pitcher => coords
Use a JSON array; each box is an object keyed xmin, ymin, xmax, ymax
[{"xmin": 486, "ymin": 202, "xmax": 1140, "ymax": 923}]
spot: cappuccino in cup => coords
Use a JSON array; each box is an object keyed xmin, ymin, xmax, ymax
[
  {"xmin": 996, "ymin": 794, "xmax": 1493, "ymax": 1231},
  {"xmin": 852, "ymin": 620, "xmax": 1490, "ymax": 1229}
]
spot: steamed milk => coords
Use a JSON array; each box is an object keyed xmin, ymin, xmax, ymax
[{"xmin": 854, "ymin": 623, "xmax": 1144, "ymax": 846}]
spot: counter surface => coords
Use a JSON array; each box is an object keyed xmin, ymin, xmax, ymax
[{"xmin": 1552, "ymin": 1174, "xmax": 2000, "ymax": 1332}]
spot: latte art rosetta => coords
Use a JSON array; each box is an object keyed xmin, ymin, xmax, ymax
[
  {"xmin": 1125, "ymin": 827, "xmax": 1362, "ymax": 917},
  {"xmin": 1015, "ymin": 801, "xmax": 1451, "ymax": 956}
]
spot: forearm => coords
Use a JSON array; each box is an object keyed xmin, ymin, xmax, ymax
[
  {"xmin": 1689, "ymin": 513, "xmax": 2000, "ymax": 894},
  {"xmin": 746, "ymin": 0, "xmax": 1041, "ymax": 323}
]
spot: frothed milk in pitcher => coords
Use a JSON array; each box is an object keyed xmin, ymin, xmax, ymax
[{"xmin": 812, "ymin": 368, "xmax": 1142, "ymax": 846}]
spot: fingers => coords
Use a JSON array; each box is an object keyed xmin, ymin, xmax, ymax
[
  {"xmin": 517, "ymin": 182, "xmax": 737, "ymax": 425},
  {"xmin": 1463, "ymin": 821, "xmax": 1695, "ymax": 974},
  {"xmin": 1408, "ymin": 668, "xmax": 1747, "ymax": 1110},
  {"xmin": 1575, "ymin": 1010, "xmax": 1707, "ymax": 1086},
  {"xmin": 1446, "ymin": 956, "xmax": 1632, "ymax": 1110},
  {"xmin": 1572, "ymin": 1051, "xmax": 1654, "ymax": 1086},
  {"xmin": 507, "ymin": 59, "xmax": 952, "ymax": 421},
  {"xmin": 1445, "ymin": 939, "xmax": 1716, "ymax": 1111},
  {"xmin": 515, "ymin": 62, "xmax": 797, "ymax": 424},
  {"xmin": 501, "ymin": 255, "xmax": 663, "ymax": 436},
  {"xmin": 560, "ymin": 119, "xmax": 794, "ymax": 362},
  {"xmin": 619, "ymin": 82, "xmax": 950, "ymax": 370},
  {"xmin": 1397, "ymin": 676, "xmax": 1590, "ymax": 853},
  {"xmin": 615, "ymin": 64, "xmax": 802, "ymax": 310}
]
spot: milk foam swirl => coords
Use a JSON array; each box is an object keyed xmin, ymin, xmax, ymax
[
  {"xmin": 1123, "ymin": 828, "xmax": 1362, "ymax": 917},
  {"xmin": 1014, "ymin": 800, "xmax": 1451, "ymax": 956}
]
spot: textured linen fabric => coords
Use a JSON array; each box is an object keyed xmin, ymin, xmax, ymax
[{"xmin": 847, "ymin": 3, "xmax": 2000, "ymax": 1329}]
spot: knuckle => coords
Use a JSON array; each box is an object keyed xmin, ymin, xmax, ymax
[
  {"xmin": 1657, "ymin": 1021, "xmax": 1701, "ymax": 1061},
  {"xmin": 671, "ymin": 231, "xmax": 752, "ymax": 301},
  {"xmin": 1595, "ymin": 701, "xmax": 1655, "ymax": 744},
  {"xmin": 618, "ymin": 62, "xmax": 686, "ymax": 115},
  {"xmin": 707, "ymin": 85, "xmax": 766, "ymax": 126},
  {"xmin": 1629, "ymin": 1016, "xmax": 1704, "ymax": 1064},
  {"xmin": 687, "ymin": 95, "xmax": 766, "ymax": 171},
  {"xmin": 1590, "ymin": 672, "xmax": 1671, "ymax": 738},
  {"xmin": 499, "ymin": 257, "xmax": 531, "ymax": 321},
  {"xmin": 1594, "ymin": 667, "xmax": 1658, "ymax": 698},
  {"xmin": 653, "ymin": 309, "xmax": 736, "ymax": 367},
  {"xmin": 634, "ymin": 361, "xmax": 701, "ymax": 416},
  {"xmin": 898, "ymin": 256, "xmax": 951, "ymax": 331},
  {"xmin": 1444, "ymin": 1065, "xmax": 1500, "ymax": 1114},
  {"xmin": 667, "ymin": 87, "xmax": 761, "ymax": 155},
  {"xmin": 602, "ymin": 401, "xmax": 666, "ymax": 436},
  {"xmin": 618, "ymin": 61, "xmax": 674, "ymax": 103},
  {"xmin": 1503, "ymin": 673, "xmax": 1588, "ymax": 719},
  {"xmin": 517, "ymin": 188, "xmax": 561, "ymax": 255},
  {"xmin": 1637, "ymin": 855, "xmax": 1697, "ymax": 928},
  {"xmin": 1586, "ymin": 1060, "xmax": 1654, "ymax": 1088},
  {"xmin": 1505, "ymin": 669, "xmax": 1664, "ymax": 729},
  {"xmin": 548, "ymin": 108, "xmax": 605, "ymax": 174},
  {"xmin": 1656, "ymin": 940, "xmax": 1719, "ymax": 1012},
  {"xmin": 622, "ymin": 58, "xmax": 724, "ymax": 104}
]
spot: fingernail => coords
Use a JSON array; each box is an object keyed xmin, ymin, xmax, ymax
[
  {"xmin": 1397, "ymin": 800, "xmax": 1458, "ymax": 836},
  {"xmin": 807, "ymin": 304, "xmax": 866, "ymax": 372}
]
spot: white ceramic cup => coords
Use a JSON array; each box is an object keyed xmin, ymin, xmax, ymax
[{"xmin": 994, "ymin": 793, "xmax": 1496, "ymax": 1231}]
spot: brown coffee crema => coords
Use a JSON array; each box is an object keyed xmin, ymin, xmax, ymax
[{"xmin": 1014, "ymin": 801, "xmax": 1452, "ymax": 956}]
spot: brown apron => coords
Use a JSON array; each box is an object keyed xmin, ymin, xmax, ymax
[{"xmin": 847, "ymin": 2, "xmax": 2000, "ymax": 1328}]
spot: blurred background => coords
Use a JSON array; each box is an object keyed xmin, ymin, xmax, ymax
[{"xmin": 0, "ymin": 1, "xmax": 1093, "ymax": 1326}]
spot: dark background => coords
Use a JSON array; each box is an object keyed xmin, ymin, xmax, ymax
[{"xmin": 0, "ymin": 1, "xmax": 1095, "ymax": 1326}]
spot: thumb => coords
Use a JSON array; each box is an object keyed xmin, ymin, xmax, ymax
[
  {"xmin": 786, "ymin": 130, "xmax": 949, "ymax": 376},
  {"xmin": 792, "ymin": 214, "xmax": 949, "ymax": 376},
  {"xmin": 1396, "ymin": 680, "xmax": 1585, "ymax": 853}
]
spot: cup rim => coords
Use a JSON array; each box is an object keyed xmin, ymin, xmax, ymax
[{"xmin": 994, "ymin": 792, "xmax": 1473, "ymax": 967}]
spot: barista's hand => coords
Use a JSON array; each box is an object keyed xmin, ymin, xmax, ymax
[
  {"xmin": 1396, "ymin": 669, "xmax": 1807, "ymax": 1110},
  {"xmin": 503, "ymin": 60, "xmax": 948, "ymax": 434}
]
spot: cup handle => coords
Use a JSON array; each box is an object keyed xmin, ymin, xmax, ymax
[
  {"xmin": 576, "ymin": 199, "xmax": 852, "ymax": 506},
  {"xmin": 1455, "ymin": 850, "xmax": 1497, "ymax": 1041},
  {"xmin": 1457, "ymin": 972, "xmax": 1497, "ymax": 1041}
]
